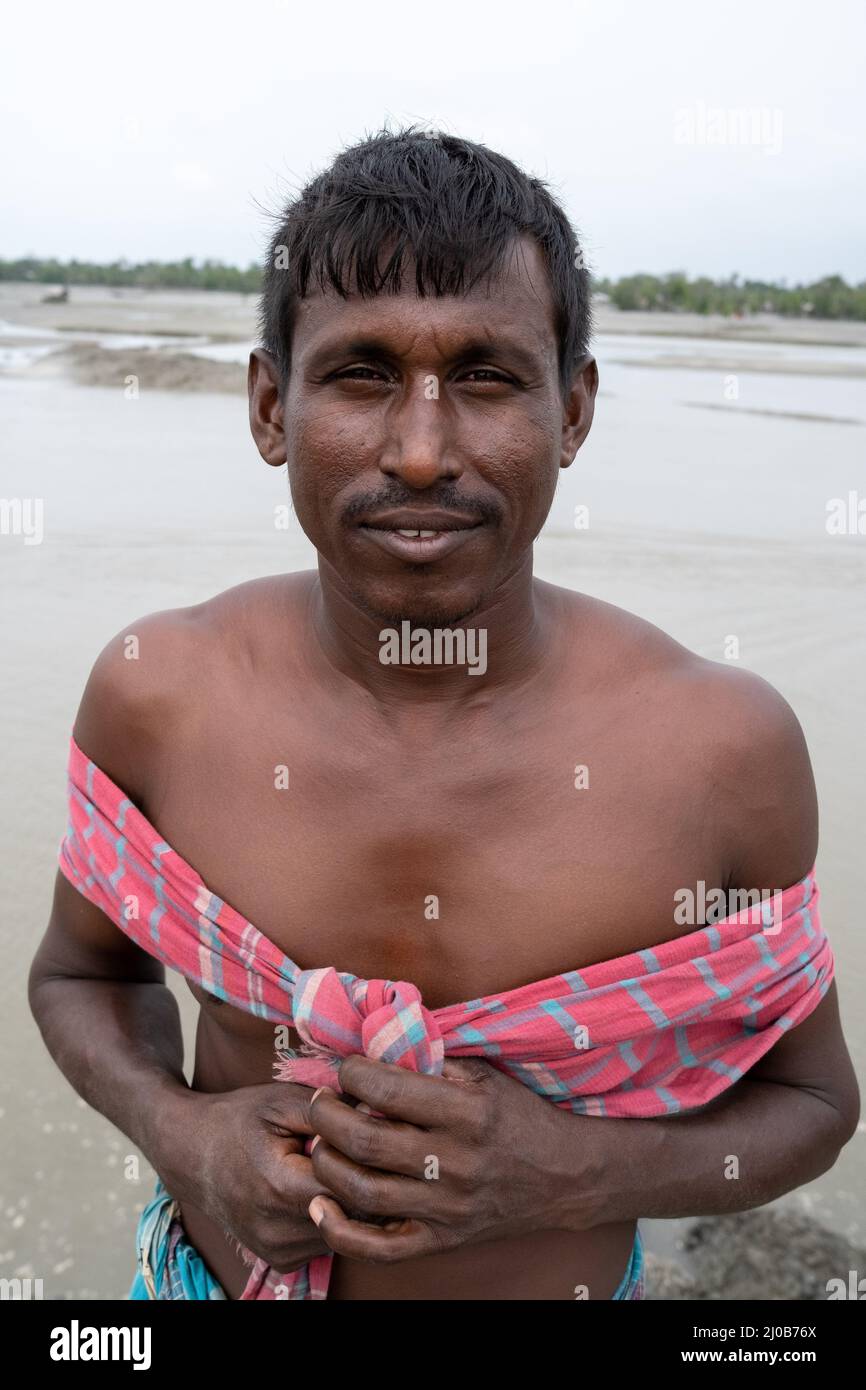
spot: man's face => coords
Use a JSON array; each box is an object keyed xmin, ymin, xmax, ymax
[{"xmin": 250, "ymin": 236, "xmax": 597, "ymax": 626}]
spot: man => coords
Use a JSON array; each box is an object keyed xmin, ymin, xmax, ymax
[{"xmin": 29, "ymin": 128, "xmax": 858, "ymax": 1301}]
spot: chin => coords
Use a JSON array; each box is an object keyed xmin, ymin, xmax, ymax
[{"xmin": 351, "ymin": 574, "xmax": 486, "ymax": 630}]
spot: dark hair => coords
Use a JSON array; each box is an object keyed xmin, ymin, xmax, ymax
[{"xmin": 258, "ymin": 125, "xmax": 592, "ymax": 395}]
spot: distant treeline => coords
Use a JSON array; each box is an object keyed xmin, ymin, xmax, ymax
[
  {"xmin": 3, "ymin": 258, "xmax": 865, "ymax": 321},
  {"xmin": 0, "ymin": 257, "xmax": 262, "ymax": 293},
  {"xmin": 595, "ymin": 272, "xmax": 866, "ymax": 321}
]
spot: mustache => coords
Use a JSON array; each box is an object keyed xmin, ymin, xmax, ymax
[{"xmin": 342, "ymin": 485, "xmax": 502, "ymax": 526}]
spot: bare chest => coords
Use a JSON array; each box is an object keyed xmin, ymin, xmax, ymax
[{"xmin": 148, "ymin": 702, "xmax": 720, "ymax": 1010}]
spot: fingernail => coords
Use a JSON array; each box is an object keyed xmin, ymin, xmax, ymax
[
  {"xmin": 310, "ymin": 1134, "xmax": 321, "ymax": 1153},
  {"xmin": 310, "ymin": 1086, "xmax": 332, "ymax": 1105},
  {"xmin": 356, "ymin": 1102, "xmax": 373, "ymax": 1115},
  {"xmin": 309, "ymin": 1197, "xmax": 325, "ymax": 1226}
]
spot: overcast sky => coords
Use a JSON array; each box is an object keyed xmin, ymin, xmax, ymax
[{"xmin": 3, "ymin": 0, "xmax": 864, "ymax": 282}]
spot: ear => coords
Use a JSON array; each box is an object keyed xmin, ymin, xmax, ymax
[
  {"xmin": 248, "ymin": 348, "xmax": 286, "ymax": 467},
  {"xmin": 559, "ymin": 355, "xmax": 598, "ymax": 470}
]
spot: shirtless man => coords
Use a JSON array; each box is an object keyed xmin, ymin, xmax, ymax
[{"xmin": 29, "ymin": 128, "xmax": 859, "ymax": 1300}]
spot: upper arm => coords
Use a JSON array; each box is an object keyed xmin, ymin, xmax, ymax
[
  {"xmin": 685, "ymin": 663, "xmax": 858, "ymax": 1132},
  {"xmin": 725, "ymin": 672, "xmax": 818, "ymax": 893},
  {"xmin": 688, "ymin": 660, "xmax": 818, "ymax": 893},
  {"xmin": 31, "ymin": 605, "xmax": 201, "ymax": 995},
  {"xmin": 30, "ymin": 870, "xmax": 166, "ymax": 992}
]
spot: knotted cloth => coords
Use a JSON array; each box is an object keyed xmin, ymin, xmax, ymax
[{"xmin": 58, "ymin": 735, "xmax": 834, "ymax": 1300}]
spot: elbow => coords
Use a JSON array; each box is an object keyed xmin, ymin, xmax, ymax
[
  {"xmin": 806, "ymin": 1082, "xmax": 861, "ymax": 1178},
  {"xmin": 27, "ymin": 939, "xmax": 67, "ymax": 1022},
  {"xmin": 833, "ymin": 1081, "xmax": 862, "ymax": 1151},
  {"xmin": 825, "ymin": 1061, "xmax": 861, "ymax": 1149},
  {"xmin": 27, "ymin": 948, "xmax": 49, "ymax": 1018},
  {"xmin": 28, "ymin": 957, "xmax": 55, "ymax": 1033}
]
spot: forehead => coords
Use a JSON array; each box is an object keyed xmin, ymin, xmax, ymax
[{"xmin": 291, "ymin": 236, "xmax": 558, "ymax": 361}]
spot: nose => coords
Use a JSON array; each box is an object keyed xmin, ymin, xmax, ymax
[{"xmin": 379, "ymin": 376, "xmax": 462, "ymax": 490}]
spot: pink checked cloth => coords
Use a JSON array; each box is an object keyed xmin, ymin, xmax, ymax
[{"xmin": 58, "ymin": 735, "xmax": 834, "ymax": 1299}]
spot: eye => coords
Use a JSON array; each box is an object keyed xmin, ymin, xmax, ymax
[
  {"xmin": 459, "ymin": 368, "xmax": 515, "ymax": 385},
  {"xmin": 331, "ymin": 365, "xmax": 389, "ymax": 382}
]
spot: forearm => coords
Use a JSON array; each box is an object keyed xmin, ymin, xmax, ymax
[
  {"xmin": 29, "ymin": 974, "xmax": 196, "ymax": 1184},
  {"xmin": 557, "ymin": 1080, "xmax": 850, "ymax": 1228}
]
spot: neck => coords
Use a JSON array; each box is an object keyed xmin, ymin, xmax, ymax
[{"xmin": 306, "ymin": 552, "xmax": 551, "ymax": 705}]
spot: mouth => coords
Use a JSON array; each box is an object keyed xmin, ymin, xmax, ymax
[{"xmin": 355, "ymin": 510, "xmax": 486, "ymax": 564}]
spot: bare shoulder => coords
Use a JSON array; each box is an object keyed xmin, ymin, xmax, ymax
[
  {"xmin": 668, "ymin": 643, "xmax": 817, "ymax": 887},
  {"xmin": 554, "ymin": 584, "xmax": 818, "ymax": 888},
  {"xmin": 72, "ymin": 571, "xmax": 315, "ymax": 800}
]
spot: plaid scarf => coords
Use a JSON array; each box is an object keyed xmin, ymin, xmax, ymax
[{"xmin": 60, "ymin": 735, "xmax": 833, "ymax": 1300}]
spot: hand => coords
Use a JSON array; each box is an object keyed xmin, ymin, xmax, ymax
[
  {"xmin": 306, "ymin": 1055, "xmax": 599, "ymax": 1263},
  {"xmin": 159, "ymin": 1081, "xmax": 335, "ymax": 1273}
]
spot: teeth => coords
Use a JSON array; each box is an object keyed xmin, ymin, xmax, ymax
[{"xmin": 396, "ymin": 529, "xmax": 439, "ymax": 538}]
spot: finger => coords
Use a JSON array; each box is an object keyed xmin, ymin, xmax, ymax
[
  {"xmin": 266, "ymin": 1150, "xmax": 338, "ymax": 1215},
  {"xmin": 308, "ymin": 1195, "xmax": 439, "ymax": 1264},
  {"xmin": 309, "ymin": 1086, "xmax": 429, "ymax": 1177},
  {"xmin": 310, "ymin": 1138, "xmax": 443, "ymax": 1219},
  {"xmin": 337, "ymin": 1055, "xmax": 479, "ymax": 1128},
  {"xmin": 257, "ymin": 1081, "xmax": 324, "ymax": 1137}
]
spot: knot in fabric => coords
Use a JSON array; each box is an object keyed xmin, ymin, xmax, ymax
[{"xmin": 273, "ymin": 966, "xmax": 445, "ymax": 1090}]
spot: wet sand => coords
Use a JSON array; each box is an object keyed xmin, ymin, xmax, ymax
[{"xmin": 1, "ymin": 287, "xmax": 863, "ymax": 1298}]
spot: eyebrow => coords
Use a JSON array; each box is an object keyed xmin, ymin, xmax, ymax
[{"xmin": 305, "ymin": 334, "xmax": 547, "ymax": 375}]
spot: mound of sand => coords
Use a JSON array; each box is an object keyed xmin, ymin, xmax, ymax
[
  {"xmin": 645, "ymin": 1209, "xmax": 866, "ymax": 1300},
  {"xmin": 37, "ymin": 342, "xmax": 247, "ymax": 393}
]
